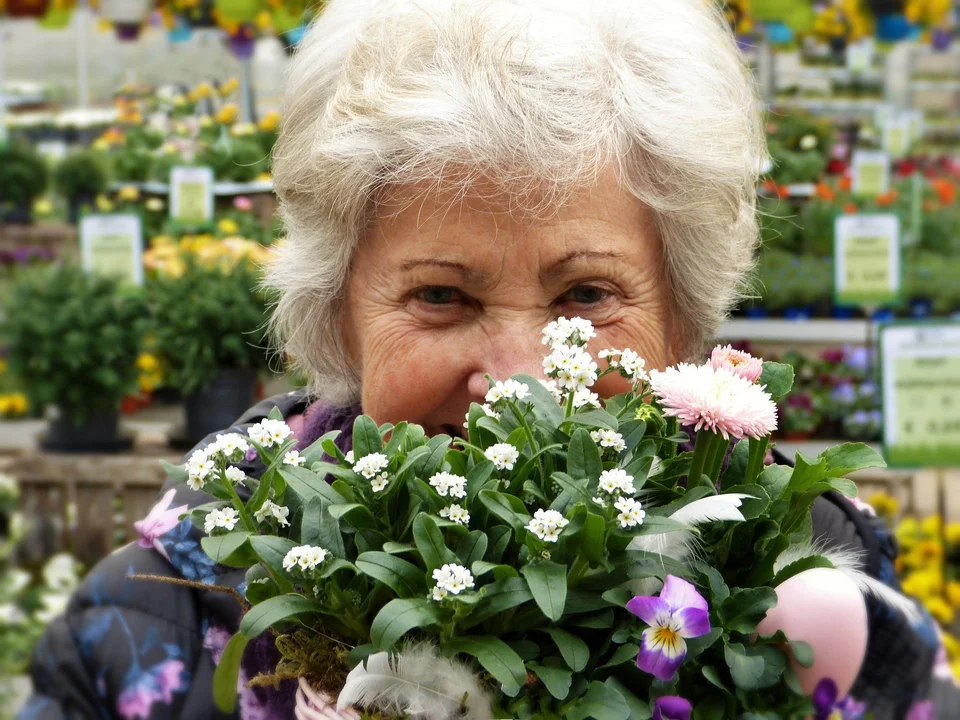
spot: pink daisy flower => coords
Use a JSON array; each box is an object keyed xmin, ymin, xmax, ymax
[
  {"xmin": 648, "ymin": 363, "xmax": 778, "ymax": 440},
  {"xmin": 708, "ymin": 345, "xmax": 764, "ymax": 383}
]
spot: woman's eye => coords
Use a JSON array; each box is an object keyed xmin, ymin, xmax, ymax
[
  {"xmin": 417, "ymin": 286, "xmax": 460, "ymax": 305},
  {"xmin": 564, "ymin": 285, "xmax": 608, "ymax": 305}
]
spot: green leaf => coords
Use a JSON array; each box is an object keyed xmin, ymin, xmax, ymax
[
  {"xmin": 722, "ymin": 440, "xmax": 749, "ymax": 489},
  {"xmin": 352, "ymin": 415, "xmax": 383, "ymax": 459},
  {"xmin": 328, "ymin": 503, "xmax": 378, "ymax": 530},
  {"xmin": 239, "ymin": 594, "xmax": 323, "ymax": 638},
  {"xmin": 161, "ymin": 460, "xmax": 189, "ymax": 483},
  {"xmin": 566, "ymin": 681, "xmax": 630, "ymax": 720},
  {"xmin": 485, "ymin": 526, "xmax": 512, "ymax": 564},
  {"xmin": 695, "ymin": 561, "xmax": 730, "ymax": 604},
  {"xmin": 759, "ymin": 361, "xmax": 794, "ymax": 401},
  {"xmin": 599, "ymin": 643, "xmax": 638, "ymax": 669},
  {"xmin": 604, "ymin": 678, "xmax": 651, "ymax": 720},
  {"xmin": 478, "ymin": 490, "xmax": 531, "ymax": 532},
  {"xmin": 568, "ymin": 428, "xmax": 603, "ymax": 482},
  {"xmin": 471, "ymin": 560, "xmax": 519, "ymax": 579},
  {"xmin": 719, "ymin": 587, "xmax": 778, "ymax": 634},
  {"xmin": 772, "ymin": 554, "xmax": 834, "ymax": 586},
  {"xmin": 280, "ymin": 466, "xmax": 346, "ymax": 505},
  {"xmin": 551, "ymin": 472, "xmax": 592, "ymax": 505},
  {"xmin": 201, "ymin": 532, "xmax": 253, "ymax": 566},
  {"xmin": 416, "ymin": 435, "xmax": 453, "ymax": 479},
  {"xmin": 267, "ymin": 406, "xmax": 284, "ymax": 422},
  {"xmin": 566, "ymin": 409, "xmax": 619, "ymax": 432},
  {"xmin": 249, "ymin": 535, "xmax": 297, "ymax": 580},
  {"xmin": 370, "ymin": 598, "xmax": 444, "ymax": 650},
  {"xmin": 579, "ymin": 512, "xmax": 607, "ymax": 566},
  {"xmin": 457, "ymin": 531, "xmax": 489, "ymax": 568},
  {"xmin": 382, "ymin": 422, "xmax": 409, "ymax": 457},
  {"xmin": 820, "ymin": 442, "xmax": 886, "ymax": 478},
  {"xmin": 355, "ymin": 552, "xmax": 427, "ymax": 598},
  {"xmin": 466, "ymin": 461, "xmax": 496, "ymax": 503},
  {"xmin": 520, "ymin": 561, "xmax": 567, "ymax": 621},
  {"xmin": 383, "ymin": 542, "xmax": 415, "ymax": 555},
  {"xmin": 758, "ymin": 464, "xmax": 792, "ymax": 500},
  {"xmin": 724, "ymin": 642, "xmax": 764, "ymax": 691},
  {"xmin": 301, "ymin": 430, "xmax": 342, "ymax": 467},
  {"xmin": 513, "ymin": 373, "xmax": 564, "ymax": 426},
  {"xmin": 685, "ymin": 627, "xmax": 722, "ymax": 662},
  {"xmin": 212, "ymin": 633, "xmax": 249, "ymax": 712},
  {"xmin": 701, "ymin": 665, "xmax": 730, "ymax": 694},
  {"xmin": 528, "ymin": 662, "xmax": 572, "ymax": 699},
  {"xmin": 446, "ymin": 636, "xmax": 527, "ymax": 696},
  {"xmin": 758, "ymin": 630, "xmax": 815, "ymax": 669},
  {"xmin": 412, "ymin": 513, "xmax": 458, "ymax": 572},
  {"xmin": 543, "ymin": 627, "xmax": 589, "ymax": 672},
  {"xmin": 303, "ymin": 497, "xmax": 346, "ymax": 558},
  {"xmin": 462, "ymin": 578, "xmax": 534, "ymax": 628}
]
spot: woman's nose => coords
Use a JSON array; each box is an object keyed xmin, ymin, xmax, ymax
[{"xmin": 466, "ymin": 326, "xmax": 548, "ymax": 400}]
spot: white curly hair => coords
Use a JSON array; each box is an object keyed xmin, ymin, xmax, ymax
[{"xmin": 267, "ymin": 0, "xmax": 767, "ymax": 404}]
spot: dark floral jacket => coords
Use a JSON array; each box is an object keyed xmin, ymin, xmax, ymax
[{"xmin": 18, "ymin": 393, "xmax": 954, "ymax": 720}]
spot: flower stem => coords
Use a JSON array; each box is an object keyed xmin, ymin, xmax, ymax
[
  {"xmin": 687, "ymin": 430, "xmax": 713, "ymax": 485},
  {"xmin": 564, "ymin": 389, "xmax": 575, "ymax": 419},
  {"xmin": 744, "ymin": 436, "xmax": 769, "ymax": 485},
  {"xmin": 222, "ymin": 472, "xmax": 257, "ymax": 533},
  {"xmin": 508, "ymin": 401, "xmax": 545, "ymax": 487},
  {"xmin": 705, "ymin": 434, "xmax": 730, "ymax": 485}
]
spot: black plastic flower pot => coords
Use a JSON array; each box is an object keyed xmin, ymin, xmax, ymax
[
  {"xmin": 68, "ymin": 192, "xmax": 95, "ymax": 225},
  {"xmin": 183, "ymin": 369, "xmax": 258, "ymax": 446},
  {"xmin": 42, "ymin": 411, "xmax": 133, "ymax": 453}
]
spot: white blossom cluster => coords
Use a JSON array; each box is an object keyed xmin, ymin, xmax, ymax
[
  {"xmin": 525, "ymin": 508, "xmax": 570, "ymax": 543},
  {"xmin": 484, "ymin": 443, "xmax": 520, "ymax": 472},
  {"xmin": 438, "ymin": 504, "xmax": 470, "ymax": 526},
  {"xmin": 208, "ymin": 433, "xmax": 250, "ymax": 461},
  {"xmin": 463, "ymin": 402, "xmax": 502, "ymax": 431},
  {"xmin": 225, "ymin": 466, "xmax": 247, "ymax": 486},
  {"xmin": 204, "ymin": 507, "xmax": 239, "ymax": 534},
  {"xmin": 541, "ymin": 316, "xmax": 597, "ymax": 349},
  {"xmin": 540, "ymin": 379, "xmax": 564, "ymax": 404},
  {"xmin": 353, "ymin": 452, "xmax": 388, "ymax": 479},
  {"xmin": 573, "ymin": 388, "xmax": 600, "ymax": 409},
  {"xmin": 343, "ymin": 450, "xmax": 355, "ymax": 464},
  {"xmin": 591, "ymin": 429, "xmax": 626, "ymax": 454},
  {"xmin": 431, "ymin": 563, "xmax": 475, "ymax": 601},
  {"xmin": 248, "ymin": 419, "xmax": 293, "ymax": 448},
  {"xmin": 485, "ymin": 378, "xmax": 530, "ymax": 406},
  {"xmin": 282, "ymin": 545, "xmax": 329, "ymax": 573},
  {"xmin": 592, "ymin": 468, "xmax": 645, "ymax": 529},
  {"xmin": 598, "ymin": 348, "xmax": 648, "ymax": 382},
  {"xmin": 283, "ymin": 450, "xmax": 306, "ymax": 467},
  {"xmin": 597, "ymin": 468, "xmax": 636, "ymax": 496},
  {"xmin": 614, "ymin": 496, "xmax": 646, "ymax": 528},
  {"xmin": 186, "ymin": 448, "xmax": 215, "ymax": 491},
  {"xmin": 254, "ymin": 500, "xmax": 290, "ymax": 527},
  {"xmin": 542, "ymin": 343, "xmax": 599, "ymax": 392},
  {"xmin": 429, "ymin": 471, "xmax": 467, "ymax": 499}
]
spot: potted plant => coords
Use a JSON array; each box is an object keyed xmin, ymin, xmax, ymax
[
  {"xmin": 146, "ymin": 239, "xmax": 273, "ymax": 444},
  {"xmin": 3, "ymin": 265, "xmax": 148, "ymax": 452},
  {"xmin": 781, "ymin": 395, "xmax": 821, "ymax": 440},
  {"xmin": 0, "ymin": 144, "xmax": 48, "ymax": 225},
  {"xmin": 53, "ymin": 151, "xmax": 111, "ymax": 224}
]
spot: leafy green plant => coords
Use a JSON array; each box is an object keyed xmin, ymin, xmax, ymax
[
  {"xmin": 2, "ymin": 265, "xmax": 149, "ymax": 423},
  {"xmin": 53, "ymin": 151, "xmax": 111, "ymax": 200},
  {"xmin": 197, "ymin": 138, "xmax": 270, "ymax": 182},
  {"xmin": 147, "ymin": 256, "xmax": 272, "ymax": 395},
  {"xmin": 0, "ymin": 144, "xmax": 48, "ymax": 209},
  {"xmin": 111, "ymin": 145, "xmax": 154, "ymax": 183}
]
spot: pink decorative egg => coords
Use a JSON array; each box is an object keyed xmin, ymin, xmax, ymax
[{"xmin": 756, "ymin": 568, "xmax": 868, "ymax": 696}]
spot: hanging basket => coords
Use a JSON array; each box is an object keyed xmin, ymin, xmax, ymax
[
  {"xmin": 214, "ymin": 0, "xmax": 261, "ymax": 24},
  {"xmin": 7, "ymin": 0, "xmax": 50, "ymax": 18}
]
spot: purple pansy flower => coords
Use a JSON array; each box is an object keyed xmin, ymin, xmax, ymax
[
  {"xmin": 626, "ymin": 575, "xmax": 711, "ymax": 681},
  {"xmin": 812, "ymin": 678, "xmax": 867, "ymax": 720},
  {"xmin": 653, "ymin": 696, "xmax": 692, "ymax": 720},
  {"xmin": 134, "ymin": 489, "xmax": 189, "ymax": 561}
]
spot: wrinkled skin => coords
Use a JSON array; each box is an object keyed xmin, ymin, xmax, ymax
[{"xmin": 343, "ymin": 172, "xmax": 681, "ymax": 436}]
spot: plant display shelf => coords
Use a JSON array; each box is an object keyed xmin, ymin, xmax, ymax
[
  {"xmin": 718, "ymin": 319, "xmax": 873, "ymax": 344},
  {"xmin": 0, "ymin": 223, "xmax": 76, "ymax": 257},
  {"xmin": 111, "ymin": 179, "xmax": 275, "ymax": 196}
]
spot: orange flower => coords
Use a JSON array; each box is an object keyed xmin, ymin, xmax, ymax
[
  {"xmin": 815, "ymin": 182, "xmax": 836, "ymax": 201},
  {"xmin": 762, "ymin": 178, "xmax": 776, "ymax": 193},
  {"xmin": 775, "ymin": 185, "xmax": 791, "ymax": 199},
  {"xmin": 843, "ymin": 202, "xmax": 858, "ymax": 214},
  {"xmin": 931, "ymin": 178, "xmax": 956, "ymax": 205},
  {"xmin": 838, "ymin": 176, "xmax": 852, "ymax": 192},
  {"xmin": 923, "ymin": 200, "xmax": 936, "ymax": 212},
  {"xmin": 876, "ymin": 190, "xmax": 899, "ymax": 207}
]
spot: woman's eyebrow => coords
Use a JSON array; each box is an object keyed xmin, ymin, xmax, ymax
[
  {"xmin": 540, "ymin": 250, "xmax": 627, "ymax": 281},
  {"xmin": 398, "ymin": 259, "xmax": 489, "ymax": 285}
]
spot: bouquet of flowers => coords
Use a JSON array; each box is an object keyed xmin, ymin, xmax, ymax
[{"xmin": 163, "ymin": 318, "xmax": 905, "ymax": 719}]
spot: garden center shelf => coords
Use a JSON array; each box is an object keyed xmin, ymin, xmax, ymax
[
  {"xmin": 112, "ymin": 179, "xmax": 275, "ymax": 195},
  {"xmin": 717, "ymin": 319, "xmax": 872, "ymax": 344},
  {"xmin": 774, "ymin": 97, "xmax": 884, "ymax": 115}
]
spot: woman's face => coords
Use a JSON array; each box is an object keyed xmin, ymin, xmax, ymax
[{"xmin": 343, "ymin": 173, "xmax": 680, "ymax": 436}]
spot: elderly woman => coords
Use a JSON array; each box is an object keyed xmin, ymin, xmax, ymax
[{"xmin": 21, "ymin": 0, "xmax": 949, "ymax": 718}]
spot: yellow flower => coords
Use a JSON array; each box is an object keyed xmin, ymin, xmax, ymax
[
  {"xmin": 216, "ymin": 104, "xmax": 240, "ymax": 125},
  {"xmin": 256, "ymin": 172, "xmax": 273, "ymax": 183},
  {"xmin": 8, "ymin": 394, "xmax": 27, "ymax": 415},
  {"xmin": 945, "ymin": 523, "xmax": 960, "ymax": 546},
  {"xmin": 220, "ymin": 78, "xmax": 240, "ymax": 96},
  {"xmin": 145, "ymin": 198, "xmax": 165, "ymax": 212},
  {"xmin": 218, "ymin": 218, "xmax": 240, "ymax": 235},
  {"xmin": 92, "ymin": 138, "xmax": 110, "ymax": 152},
  {"xmin": 923, "ymin": 515, "xmax": 943, "ymax": 537},
  {"xmin": 255, "ymin": 10, "xmax": 273, "ymax": 30},
  {"xmin": 231, "ymin": 123, "xmax": 257, "ymax": 137},
  {"xmin": 947, "ymin": 582, "xmax": 960, "ymax": 608},
  {"xmin": 33, "ymin": 198, "xmax": 53, "ymax": 216},
  {"xmin": 868, "ymin": 492, "xmax": 899, "ymax": 518},
  {"xmin": 192, "ymin": 82, "xmax": 213, "ymax": 100},
  {"xmin": 136, "ymin": 353, "xmax": 160, "ymax": 374},
  {"xmin": 952, "ymin": 660, "xmax": 960, "ymax": 684},
  {"xmin": 95, "ymin": 195, "xmax": 114, "ymax": 213},
  {"xmin": 258, "ymin": 110, "xmax": 281, "ymax": 133},
  {"xmin": 943, "ymin": 632, "xmax": 960, "ymax": 659},
  {"xmin": 902, "ymin": 569, "xmax": 942, "ymax": 599},
  {"xmin": 924, "ymin": 596, "xmax": 955, "ymax": 625},
  {"xmin": 0, "ymin": 397, "xmax": 12, "ymax": 416},
  {"xmin": 897, "ymin": 517, "xmax": 921, "ymax": 546},
  {"xmin": 117, "ymin": 185, "xmax": 140, "ymax": 202}
]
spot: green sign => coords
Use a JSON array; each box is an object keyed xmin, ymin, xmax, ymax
[
  {"xmin": 80, "ymin": 214, "xmax": 144, "ymax": 286},
  {"xmin": 881, "ymin": 322, "xmax": 960, "ymax": 468},
  {"xmin": 833, "ymin": 213, "xmax": 901, "ymax": 307},
  {"xmin": 170, "ymin": 166, "xmax": 214, "ymax": 225}
]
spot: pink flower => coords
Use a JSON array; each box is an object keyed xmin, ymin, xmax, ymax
[
  {"xmin": 233, "ymin": 195, "xmax": 253, "ymax": 212},
  {"xmin": 708, "ymin": 345, "xmax": 763, "ymax": 383},
  {"xmin": 116, "ymin": 660, "xmax": 187, "ymax": 720},
  {"xmin": 134, "ymin": 489, "xmax": 188, "ymax": 561},
  {"xmin": 648, "ymin": 363, "xmax": 778, "ymax": 440}
]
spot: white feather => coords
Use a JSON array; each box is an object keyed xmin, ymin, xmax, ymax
[
  {"xmin": 774, "ymin": 541, "xmax": 923, "ymax": 624},
  {"xmin": 669, "ymin": 494, "xmax": 753, "ymax": 526},
  {"xmin": 336, "ymin": 642, "xmax": 492, "ymax": 720}
]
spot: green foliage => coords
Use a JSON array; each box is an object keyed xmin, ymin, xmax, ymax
[
  {"xmin": 197, "ymin": 138, "xmax": 270, "ymax": 182},
  {"xmin": 146, "ymin": 257, "xmax": 272, "ymax": 394},
  {"xmin": 0, "ymin": 143, "xmax": 48, "ymax": 207},
  {"xmin": 2, "ymin": 265, "xmax": 148, "ymax": 423},
  {"xmin": 53, "ymin": 151, "xmax": 112, "ymax": 199},
  {"xmin": 111, "ymin": 145, "xmax": 154, "ymax": 183}
]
